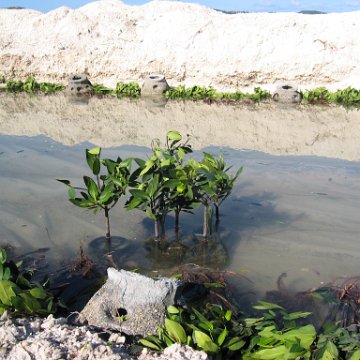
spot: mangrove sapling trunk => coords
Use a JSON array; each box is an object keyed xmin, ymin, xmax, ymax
[
  {"xmin": 175, "ymin": 208, "xmax": 180, "ymax": 234},
  {"xmin": 203, "ymin": 203, "xmax": 208, "ymax": 240},
  {"xmin": 154, "ymin": 219, "xmax": 159, "ymax": 241},
  {"xmin": 160, "ymin": 215, "xmax": 166, "ymax": 241},
  {"xmin": 215, "ymin": 204, "xmax": 220, "ymax": 222},
  {"xmin": 104, "ymin": 206, "xmax": 111, "ymax": 242}
]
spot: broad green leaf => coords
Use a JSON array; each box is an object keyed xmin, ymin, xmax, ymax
[
  {"xmin": 349, "ymin": 349, "xmax": 360, "ymax": 360},
  {"xmin": 283, "ymin": 311, "xmax": 312, "ymax": 321},
  {"xmin": 253, "ymin": 301, "xmax": 285, "ymax": 311},
  {"xmin": 224, "ymin": 337, "xmax": 245, "ymax": 351},
  {"xmin": 67, "ymin": 186, "xmax": 76, "ymax": 200},
  {"xmin": 99, "ymin": 185, "xmax": 114, "ymax": 204},
  {"xmin": 314, "ymin": 341, "xmax": 339, "ymax": 360},
  {"xmin": 194, "ymin": 330, "xmax": 219, "ymax": 353},
  {"xmin": 140, "ymin": 160, "xmax": 154, "ymax": 176},
  {"xmin": 126, "ymin": 197, "xmax": 144, "ymax": 209},
  {"xmin": 138, "ymin": 338, "xmax": 162, "ymax": 351},
  {"xmin": 88, "ymin": 147, "xmax": 101, "ymax": 156},
  {"xmin": 84, "ymin": 177, "xmax": 99, "ymax": 200},
  {"xmin": 70, "ymin": 198, "xmax": 96, "ymax": 208},
  {"xmin": 252, "ymin": 345, "xmax": 287, "ymax": 359},
  {"xmin": 167, "ymin": 305, "xmax": 180, "ymax": 314},
  {"xmin": 165, "ymin": 318, "xmax": 186, "ymax": 344},
  {"xmin": 0, "ymin": 249, "xmax": 6, "ymax": 264},
  {"xmin": 281, "ymin": 325, "xmax": 316, "ymax": 349},
  {"xmin": 224, "ymin": 309, "xmax": 232, "ymax": 321},
  {"xmin": 217, "ymin": 328, "xmax": 228, "ymax": 346},
  {"xmin": 0, "ymin": 280, "xmax": 17, "ymax": 305},
  {"xmin": 167, "ymin": 130, "xmax": 182, "ymax": 142},
  {"xmin": 19, "ymin": 292, "xmax": 41, "ymax": 313},
  {"xmin": 86, "ymin": 148, "xmax": 101, "ymax": 175},
  {"xmin": 29, "ymin": 287, "xmax": 47, "ymax": 300}
]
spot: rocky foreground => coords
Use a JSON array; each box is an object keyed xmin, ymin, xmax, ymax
[
  {"xmin": 0, "ymin": 313, "xmax": 208, "ymax": 359},
  {"xmin": 0, "ymin": 0, "xmax": 359, "ymax": 91}
]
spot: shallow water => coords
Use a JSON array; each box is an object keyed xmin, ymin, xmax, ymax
[{"xmin": 1, "ymin": 94, "xmax": 360, "ymax": 299}]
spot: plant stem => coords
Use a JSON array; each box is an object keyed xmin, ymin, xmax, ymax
[
  {"xmin": 175, "ymin": 208, "xmax": 180, "ymax": 234},
  {"xmin": 154, "ymin": 220, "xmax": 159, "ymax": 241},
  {"xmin": 160, "ymin": 214, "xmax": 166, "ymax": 240},
  {"xmin": 203, "ymin": 203, "xmax": 208, "ymax": 240},
  {"xmin": 215, "ymin": 204, "xmax": 220, "ymax": 222},
  {"xmin": 104, "ymin": 206, "xmax": 111, "ymax": 241}
]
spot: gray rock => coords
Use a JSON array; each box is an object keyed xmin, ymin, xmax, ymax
[
  {"xmin": 141, "ymin": 74, "xmax": 170, "ymax": 96},
  {"xmin": 272, "ymin": 84, "xmax": 302, "ymax": 103},
  {"xmin": 79, "ymin": 268, "xmax": 182, "ymax": 336},
  {"xmin": 67, "ymin": 74, "xmax": 92, "ymax": 94}
]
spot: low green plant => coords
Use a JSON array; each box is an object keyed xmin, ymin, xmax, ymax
[
  {"xmin": 164, "ymin": 85, "xmax": 271, "ymax": 103},
  {"xmin": 0, "ymin": 248, "xmax": 60, "ymax": 315},
  {"xmin": 141, "ymin": 299, "xmax": 360, "ymax": 359},
  {"xmin": 115, "ymin": 81, "xmax": 141, "ymax": 97},
  {"xmin": 1, "ymin": 76, "xmax": 64, "ymax": 94},
  {"xmin": 0, "ymin": 75, "xmax": 5, "ymax": 83},
  {"xmin": 247, "ymin": 86, "xmax": 271, "ymax": 102},
  {"xmin": 139, "ymin": 301, "xmax": 316, "ymax": 359},
  {"xmin": 91, "ymin": 83, "xmax": 114, "ymax": 95}
]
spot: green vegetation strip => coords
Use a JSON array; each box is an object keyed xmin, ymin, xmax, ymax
[
  {"xmin": 140, "ymin": 302, "xmax": 360, "ymax": 359},
  {"xmin": 1, "ymin": 75, "xmax": 360, "ymax": 107}
]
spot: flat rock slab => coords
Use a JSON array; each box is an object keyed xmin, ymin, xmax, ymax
[{"xmin": 79, "ymin": 268, "xmax": 181, "ymax": 336}]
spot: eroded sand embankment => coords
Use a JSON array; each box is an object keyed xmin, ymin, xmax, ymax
[{"xmin": 0, "ymin": 94, "xmax": 359, "ymax": 160}]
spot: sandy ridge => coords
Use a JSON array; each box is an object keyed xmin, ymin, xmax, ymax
[{"xmin": 0, "ymin": 0, "xmax": 359, "ymax": 91}]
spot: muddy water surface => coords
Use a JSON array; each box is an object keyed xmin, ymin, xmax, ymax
[{"xmin": 1, "ymin": 93, "xmax": 360, "ymax": 297}]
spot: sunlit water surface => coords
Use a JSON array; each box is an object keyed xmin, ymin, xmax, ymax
[{"xmin": 1, "ymin": 94, "xmax": 360, "ymax": 303}]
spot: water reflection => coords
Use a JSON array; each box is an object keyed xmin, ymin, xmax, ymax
[{"xmin": 1, "ymin": 93, "xmax": 360, "ymax": 160}]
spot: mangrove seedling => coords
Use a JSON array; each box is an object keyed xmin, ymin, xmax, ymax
[
  {"xmin": 126, "ymin": 131, "xmax": 194, "ymax": 240},
  {"xmin": 58, "ymin": 147, "xmax": 136, "ymax": 243},
  {"xmin": 200, "ymin": 152, "xmax": 242, "ymax": 222}
]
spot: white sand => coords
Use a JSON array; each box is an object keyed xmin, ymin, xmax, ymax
[{"xmin": 0, "ymin": 0, "xmax": 359, "ymax": 91}]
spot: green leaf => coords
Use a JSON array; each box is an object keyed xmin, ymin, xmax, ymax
[
  {"xmin": 252, "ymin": 346, "xmax": 287, "ymax": 359},
  {"xmin": 194, "ymin": 330, "xmax": 219, "ymax": 353},
  {"xmin": 138, "ymin": 338, "xmax": 162, "ymax": 351},
  {"xmin": 29, "ymin": 287, "xmax": 47, "ymax": 300},
  {"xmin": 224, "ymin": 309, "xmax": 232, "ymax": 321},
  {"xmin": 165, "ymin": 318, "xmax": 187, "ymax": 344},
  {"xmin": 224, "ymin": 337, "xmax": 246, "ymax": 351},
  {"xmin": 67, "ymin": 186, "xmax": 76, "ymax": 200},
  {"xmin": 253, "ymin": 301, "xmax": 285, "ymax": 311},
  {"xmin": 86, "ymin": 148, "xmax": 101, "ymax": 175},
  {"xmin": 281, "ymin": 325, "xmax": 316, "ymax": 349},
  {"xmin": 0, "ymin": 249, "xmax": 7, "ymax": 264},
  {"xmin": 84, "ymin": 177, "xmax": 99, "ymax": 200},
  {"xmin": 19, "ymin": 292, "xmax": 41, "ymax": 313},
  {"xmin": 283, "ymin": 311, "xmax": 312, "ymax": 321},
  {"xmin": 99, "ymin": 185, "xmax": 114, "ymax": 204},
  {"xmin": 314, "ymin": 341, "xmax": 339, "ymax": 360},
  {"xmin": 167, "ymin": 130, "xmax": 182, "ymax": 142},
  {"xmin": 349, "ymin": 349, "xmax": 360, "ymax": 360},
  {"xmin": 0, "ymin": 280, "xmax": 17, "ymax": 305},
  {"xmin": 217, "ymin": 328, "xmax": 228, "ymax": 346},
  {"xmin": 167, "ymin": 305, "xmax": 180, "ymax": 314}
]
